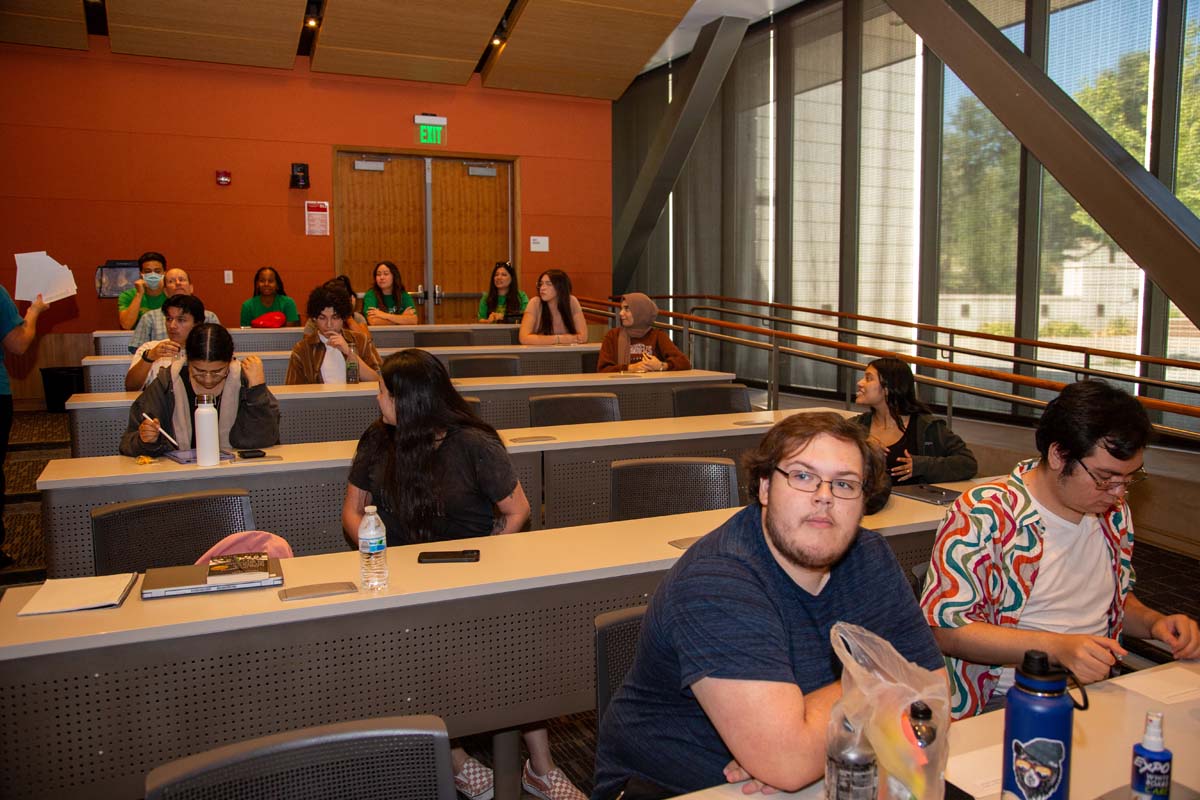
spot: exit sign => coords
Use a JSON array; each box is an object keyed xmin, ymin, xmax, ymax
[{"xmin": 418, "ymin": 124, "xmax": 445, "ymax": 145}]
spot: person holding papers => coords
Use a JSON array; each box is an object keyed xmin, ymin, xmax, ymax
[
  {"xmin": 1, "ymin": 287, "xmax": 47, "ymax": 568},
  {"xmin": 119, "ymin": 324, "xmax": 279, "ymax": 457},
  {"xmin": 117, "ymin": 251, "xmax": 168, "ymax": 330},
  {"xmin": 341, "ymin": 349, "xmax": 585, "ymax": 800}
]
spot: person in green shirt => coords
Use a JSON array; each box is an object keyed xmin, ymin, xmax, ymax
[
  {"xmin": 478, "ymin": 261, "xmax": 529, "ymax": 323},
  {"xmin": 362, "ymin": 260, "xmax": 417, "ymax": 325},
  {"xmin": 240, "ymin": 267, "xmax": 300, "ymax": 327},
  {"xmin": 117, "ymin": 251, "xmax": 168, "ymax": 330}
]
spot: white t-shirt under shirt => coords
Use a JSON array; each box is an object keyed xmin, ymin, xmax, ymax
[
  {"xmin": 317, "ymin": 334, "xmax": 347, "ymax": 384},
  {"xmin": 994, "ymin": 499, "xmax": 1115, "ymax": 694}
]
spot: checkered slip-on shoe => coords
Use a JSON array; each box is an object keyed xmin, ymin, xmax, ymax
[
  {"xmin": 521, "ymin": 759, "xmax": 586, "ymax": 800},
  {"xmin": 454, "ymin": 756, "xmax": 494, "ymax": 800}
]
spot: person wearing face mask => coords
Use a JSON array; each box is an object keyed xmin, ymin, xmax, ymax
[
  {"xmin": 286, "ymin": 284, "xmax": 381, "ymax": 385},
  {"xmin": 596, "ymin": 293, "xmax": 691, "ymax": 373},
  {"xmin": 119, "ymin": 323, "xmax": 279, "ymax": 457},
  {"xmin": 127, "ymin": 267, "xmax": 221, "ymax": 353},
  {"xmin": 117, "ymin": 252, "xmax": 169, "ymax": 330}
]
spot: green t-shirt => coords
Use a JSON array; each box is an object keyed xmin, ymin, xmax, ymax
[
  {"xmin": 241, "ymin": 294, "xmax": 300, "ymax": 326},
  {"xmin": 478, "ymin": 290, "xmax": 529, "ymax": 320},
  {"xmin": 117, "ymin": 288, "xmax": 166, "ymax": 320},
  {"xmin": 362, "ymin": 290, "xmax": 416, "ymax": 314}
]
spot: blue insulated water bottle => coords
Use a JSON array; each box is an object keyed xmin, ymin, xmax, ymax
[{"xmin": 1001, "ymin": 650, "xmax": 1088, "ymax": 800}]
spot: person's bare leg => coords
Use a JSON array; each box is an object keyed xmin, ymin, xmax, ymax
[
  {"xmin": 452, "ymin": 746, "xmax": 470, "ymax": 772},
  {"xmin": 523, "ymin": 727, "xmax": 556, "ymax": 776}
]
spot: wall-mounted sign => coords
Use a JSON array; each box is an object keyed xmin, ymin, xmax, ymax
[
  {"xmin": 530, "ymin": 236, "xmax": 550, "ymax": 252},
  {"xmin": 417, "ymin": 124, "xmax": 445, "ymax": 145},
  {"xmin": 305, "ymin": 201, "xmax": 330, "ymax": 236}
]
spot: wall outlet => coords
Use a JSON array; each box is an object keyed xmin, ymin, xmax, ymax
[{"xmin": 223, "ymin": 270, "xmax": 233, "ymax": 284}]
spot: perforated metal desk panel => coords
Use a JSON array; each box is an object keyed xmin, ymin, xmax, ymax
[
  {"xmin": 92, "ymin": 323, "xmax": 520, "ymax": 355},
  {"xmin": 81, "ymin": 343, "xmax": 601, "ymax": 392},
  {"xmin": 65, "ymin": 370, "xmax": 736, "ymax": 457},
  {"xmin": 0, "ymin": 510, "xmax": 720, "ymax": 800}
]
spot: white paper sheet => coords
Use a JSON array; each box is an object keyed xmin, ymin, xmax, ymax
[
  {"xmin": 1111, "ymin": 662, "xmax": 1200, "ymax": 703},
  {"xmin": 13, "ymin": 251, "xmax": 77, "ymax": 303},
  {"xmin": 945, "ymin": 742, "xmax": 1003, "ymax": 799},
  {"xmin": 18, "ymin": 573, "xmax": 136, "ymax": 615}
]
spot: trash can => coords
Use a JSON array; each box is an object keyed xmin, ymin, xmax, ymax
[{"xmin": 40, "ymin": 366, "xmax": 85, "ymax": 413}]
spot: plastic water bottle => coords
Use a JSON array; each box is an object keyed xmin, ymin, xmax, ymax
[
  {"xmin": 345, "ymin": 339, "xmax": 359, "ymax": 384},
  {"xmin": 1002, "ymin": 650, "xmax": 1087, "ymax": 800},
  {"xmin": 825, "ymin": 706, "xmax": 876, "ymax": 800},
  {"xmin": 194, "ymin": 394, "xmax": 219, "ymax": 466},
  {"xmin": 358, "ymin": 505, "xmax": 388, "ymax": 591}
]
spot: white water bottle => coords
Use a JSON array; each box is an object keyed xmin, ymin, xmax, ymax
[
  {"xmin": 358, "ymin": 505, "xmax": 388, "ymax": 591},
  {"xmin": 194, "ymin": 394, "xmax": 219, "ymax": 466}
]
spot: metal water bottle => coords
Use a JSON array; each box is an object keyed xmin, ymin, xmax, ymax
[
  {"xmin": 1002, "ymin": 650, "xmax": 1087, "ymax": 800},
  {"xmin": 194, "ymin": 394, "xmax": 219, "ymax": 466}
]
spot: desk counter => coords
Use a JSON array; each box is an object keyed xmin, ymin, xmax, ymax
[
  {"xmin": 82, "ymin": 343, "xmax": 601, "ymax": 391},
  {"xmin": 66, "ymin": 368, "xmax": 734, "ymax": 457}
]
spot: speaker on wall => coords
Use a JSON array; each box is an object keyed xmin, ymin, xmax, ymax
[{"xmin": 290, "ymin": 163, "xmax": 310, "ymax": 189}]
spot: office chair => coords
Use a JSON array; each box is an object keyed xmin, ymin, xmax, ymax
[
  {"xmin": 610, "ymin": 457, "xmax": 739, "ymax": 521},
  {"xmin": 145, "ymin": 715, "xmax": 456, "ymax": 800},
  {"xmin": 412, "ymin": 330, "xmax": 472, "ymax": 348},
  {"xmin": 671, "ymin": 383, "xmax": 752, "ymax": 417},
  {"xmin": 448, "ymin": 355, "xmax": 521, "ymax": 378},
  {"xmin": 91, "ymin": 489, "xmax": 255, "ymax": 575},
  {"xmin": 595, "ymin": 606, "xmax": 647, "ymax": 729},
  {"xmin": 529, "ymin": 392, "xmax": 620, "ymax": 426}
]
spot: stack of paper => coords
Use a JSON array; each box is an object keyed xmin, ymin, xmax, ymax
[
  {"xmin": 18, "ymin": 573, "xmax": 137, "ymax": 616},
  {"xmin": 13, "ymin": 251, "xmax": 78, "ymax": 304}
]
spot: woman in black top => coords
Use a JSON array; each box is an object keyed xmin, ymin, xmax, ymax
[
  {"xmin": 341, "ymin": 349, "xmax": 585, "ymax": 800},
  {"xmin": 851, "ymin": 356, "xmax": 977, "ymax": 485}
]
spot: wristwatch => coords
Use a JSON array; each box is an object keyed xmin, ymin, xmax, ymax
[{"xmin": 142, "ymin": 349, "xmax": 155, "ymax": 363}]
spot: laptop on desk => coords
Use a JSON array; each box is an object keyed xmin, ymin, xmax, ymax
[{"xmin": 141, "ymin": 558, "xmax": 283, "ymax": 599}]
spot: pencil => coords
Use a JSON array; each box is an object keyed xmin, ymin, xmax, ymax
[{"xmin": 142, "ymin": 413, "xmax": 180, "ymax": 448}]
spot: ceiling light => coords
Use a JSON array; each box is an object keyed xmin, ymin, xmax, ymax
[
  {"xmin": 306, "ymin": 17, "xmax": 319, "ymax": 28},
  {"xmin": 492, "ymin": 36, "xmax": 502, "ymax": 46}
]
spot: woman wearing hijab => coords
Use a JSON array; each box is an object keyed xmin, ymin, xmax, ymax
[{"xmin": 596, "ymin": 293, "xmax": 691, "ymax": 373}]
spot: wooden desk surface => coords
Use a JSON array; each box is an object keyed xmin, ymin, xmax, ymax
[{"xmin": 64, "ymin": 368, "xmax": 735, "ymax": 410}]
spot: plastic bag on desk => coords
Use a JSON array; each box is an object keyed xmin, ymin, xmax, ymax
[{"xmin": 829, "ymin": 621, "xmax": 950, "ymax": 800}]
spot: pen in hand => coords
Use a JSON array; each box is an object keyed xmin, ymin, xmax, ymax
[{"xmin": 141, "ymin": 413, "xmax": 180, "ymax": 448}]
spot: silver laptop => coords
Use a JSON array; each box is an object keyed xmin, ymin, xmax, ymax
[{"xmin": 141, "ymin": 557, "xmax": 283, "ymax": 599}]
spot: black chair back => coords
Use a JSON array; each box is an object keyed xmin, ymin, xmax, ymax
[
  {"xmin": 595, "ymin": 606, "xmax": 647, "ymax": 729},
  {"xmin": 413, "ymin": 331, "xmax": 472, "ymax": 348},
  {"xmin": 529, "ymin": 392, "xmax": 620, "ymax": 426},
  {"xmin": 672, "ymin": 383, "xmax": 752, "ymax": 417},
  {"xmin": 448, "ymin": 355, "xmax": 520, "ymax": 378},
  {"xmin": 610, "ymin": 457, "xmax": 739, "ymax": 521}
]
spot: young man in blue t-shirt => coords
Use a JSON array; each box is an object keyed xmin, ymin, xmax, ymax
[{"xmin": 592, "ymin": 412, "xmax": 945, "ymax": 799}]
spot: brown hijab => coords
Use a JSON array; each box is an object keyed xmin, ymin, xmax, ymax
[{"xmin": 617, "ymin": 293, "xmax": 658, "ymax": 367}]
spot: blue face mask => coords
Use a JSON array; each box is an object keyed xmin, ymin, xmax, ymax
[{"xmin": 142, "ymin": 272, "xmax": 164, "ymax": 289}]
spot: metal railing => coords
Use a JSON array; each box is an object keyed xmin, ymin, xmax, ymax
[{"xmin": 579, "ymin": 294, "xmax": 1200, "ymax": 442}]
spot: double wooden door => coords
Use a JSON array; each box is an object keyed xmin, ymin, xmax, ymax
[{"xmin": 334, "ymin": 153, "xmax": 513, "ymax": 323}]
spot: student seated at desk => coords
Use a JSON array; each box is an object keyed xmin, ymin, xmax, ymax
[
  {"xmin": 479, "ymin": 261, "xmax": 528, "ymax": 323},
  {"xmin": 851, "ymin": 357, "xmax": 976, "ymax": 485},
  {"xmin": 519, "ymin": 269, "xmax": 588, "ymax": 345},
  {"xmin": 240, "ymin": 267, "xmax": 300, "ymax": 327},
  {"xmin": 117, "ymin": 251, "xmax": 168, "ymax": 330},
  {"xmin": 126, "ymin": 294, "xmax": 203, "ymax": 391},
  {"xmin": 127, "ymin": 267, "xmax": 221, "ymax": 354},
  {"xmin": 286, "ymin": 284, "xmax": 381, "ymax": 385},
  {"xmin": 597, "ymin": 293, "xmax": 690, "ymax": 373},
  {"xmin": 120, "ymin": 324, "xmax": 280, "ymax": 457},
  {"xmin": 362, "ymin": 260, "xmax": 418, "ymax": 326},
  {"xmin": 342, "ymin": 349, "xmax": 585, "ymax": 800}
]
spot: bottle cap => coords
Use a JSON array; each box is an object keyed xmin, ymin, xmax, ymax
[
  {"xmin": 1142, "ymin": 711, "xmax": 1165, "ymax": 751},
  {"xmin": 364, "ymin": 505, "xmax": 377, "ymax": 513},
  {"xmin": 910, "ymin": 701, "xmax": 932, "ymax": 721},
  {"xmin": 1015, "ymin": 649, "xmax": 1067, "ymax": 690},
  {"xmin": 196, "ymin": 393, "xmax": 215, "ymax": 405}
]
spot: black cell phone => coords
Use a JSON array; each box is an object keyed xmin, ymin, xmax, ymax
[
  {"xmin": 237, "ymin": 449, "xmax": 266, "ymax": 459},
  {"xmin": 417, "ymin": 549, "xmax": 480, "ymax": 564}
]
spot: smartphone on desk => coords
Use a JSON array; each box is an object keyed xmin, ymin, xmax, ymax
[{"xmin": 417, "ymin": 549, "xmax": 480, "ymax": 564}]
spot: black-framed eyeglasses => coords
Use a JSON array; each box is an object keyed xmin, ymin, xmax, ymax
[
  {"xmin": 774, "ymin": 467, "xmax": 863, "ymax": 499},
  {"xmin": 1077, "ymin": 460, "xmax": 1148, "ymax": 492}
]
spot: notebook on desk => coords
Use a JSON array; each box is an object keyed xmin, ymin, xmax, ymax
[{"xmin": 141, "ymin": 558, "xmax": 283, "ymax": 599}]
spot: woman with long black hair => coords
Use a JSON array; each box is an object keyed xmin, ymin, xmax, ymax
[
  {"xmin": 478, "ymin": 261, "xmax": 528, "ymax": 323},
  {"xmin": 518, "ymin": 268, "xmax": 588, "ymax": 345},
  {"xmin": 362, "ymin": 260, "xmax": 418, "ymax": 326},
  {"xmin": 851, "ymin": 356, "xmax": 977, "ymax": 485},
  {"xmin": 341, "ymin": 349, "xmax": 586, "ymax": 800}
]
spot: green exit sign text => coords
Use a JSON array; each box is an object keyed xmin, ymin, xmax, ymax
[{"xmin": 418, "ymin": 125, "xmax": 445, "ymax": 145}]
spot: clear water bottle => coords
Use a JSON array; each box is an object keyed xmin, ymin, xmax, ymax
[
  {"xmin": 358, "ymin": 505, "xmax": 388, "ymax": 591},
  {"xmin": 345, "ymin": 339, "xmax": 359, "ymax": 384}
]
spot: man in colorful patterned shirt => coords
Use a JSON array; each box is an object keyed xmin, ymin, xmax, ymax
[{"xmin": 921, "ymin": 379, "xmax": 1200, "ymax": 719}]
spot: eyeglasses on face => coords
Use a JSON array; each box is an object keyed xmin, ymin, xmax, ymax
[
  {"xmin": 774, "ymin": 467, "xmax": 863, "ymax": 499},
  {"xmin": 1077, "ymin": 460, "xmax": 1148, "ymax": 492},
  {"xmin": 189, "ymin": 365, "xmax": 229, "ymax": 381}
]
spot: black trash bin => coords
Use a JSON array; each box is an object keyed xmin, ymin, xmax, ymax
[{"xmin": 40, "ymin": 366, "xmax": 85, "ymax": 413}]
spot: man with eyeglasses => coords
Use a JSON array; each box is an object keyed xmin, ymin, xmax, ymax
[
  {"xmin": 921, "ymin": 379, "xmax": 1200, "ymax": 720},
  {"xmin": 591, "ymin": 413, "xmax": 944, "ymax": 799}
]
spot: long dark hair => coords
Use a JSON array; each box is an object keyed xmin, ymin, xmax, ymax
[
  {"xmin": 535, "ymin": 269, "xmax": 576, "ymax": 336},
  {"xmin": 369, "ymin": 261, "xmax": 406, "ymax": 308},
  {"xmin": 868, "ymin": 357, "xmax": 931, "ymax": 432},
  {"xmin": 185, "ymin": 323, "xmax": 234, "ymax": 363},
  {"xmin": 484, "ymin": 262, "xmax": 522, "ymax": 315},
  {"xmin": 252, "ymin": 266, "xmax": 287, "ymax": 297},
  {"xmin": 378, "ymin": 350, "xmax": 498, "ymax": 542}
]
